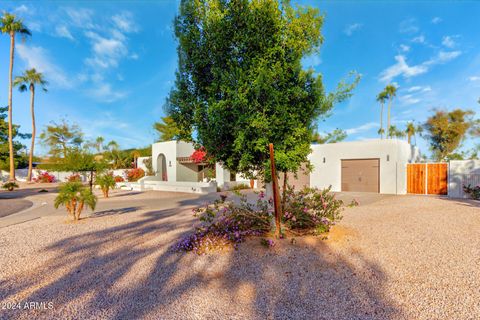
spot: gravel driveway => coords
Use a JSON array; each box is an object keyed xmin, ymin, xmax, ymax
[{"xmin": 0, "ymin": 191, "xmax": 478, "ymax": 319}]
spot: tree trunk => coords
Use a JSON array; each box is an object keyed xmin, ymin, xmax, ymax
[
  {"xmin": 281, "ymin": 170, "xmax": 287, "ymax": 215},
  {"xmin": 7, "ymin": 33, "xmax": 15, "ymax": 181},
  {"xmin": 407, "ymin": 133, "xmax": 411, "ymax": 144},
  {"xmin": 89, "ymin": 170, "xmax": 94, "ymax": 192},
  {"xmin": 27, "ymin": 85, "xmax": 35, "ymax": 182},
  {"xmin": 76, "ymin": 202, "xmax": 84, "ymax": 221},
  {"xmin": 387, "ymin": 98, "xmax": 392, "ymax": 139},
  {"xmin": 268, "ymin": 144, "xmax": 282, "ymax": 238},
  {"xmin": 380, "ymin": 103, "xmax": 384, "ymax": 139}
]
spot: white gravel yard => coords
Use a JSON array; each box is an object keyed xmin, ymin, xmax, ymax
[{"xmin": 0, "ymin": 192, "xmax": 479, "ymax": 320}]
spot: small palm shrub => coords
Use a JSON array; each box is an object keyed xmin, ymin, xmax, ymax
[
  {"xmin": 2, "ymin": 181, "xmax": 19, "ymax": 191},
  {"xmin": 463, "ymin": 184, "xmax": 480, "ymax": 200},
  {"xmin": 54, "ymin": 181, "xmax": 97, "ymax": 221},
  {"xmin": 95, "ymin": 172, "xmax": 116, "ymax": 198},
  {"xmin": 126, "ymin": 168, "xmax": 145, "ymax": 182}
]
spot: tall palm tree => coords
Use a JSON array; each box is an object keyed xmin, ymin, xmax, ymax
[
  {"xmin": 95, "ymin": 136, "xmax": 105, "ymax": 153},
  {"xmin": 405, "ymin": 122, "xmax": 416, "ymax": 145},
  {"xmin": 376, "ymin": 91, "xmax": 388, "ymax": 139},
  {"xmin": 14, "ymin": 68, "xmax": 48, "ymax": 182},
  {"xmin": 1, "ymin": 13, "xmax": 31, "ymax": 181},
  {"xmin": 384, "ymin": 84, "xmax": 397, "ymax": 139}
]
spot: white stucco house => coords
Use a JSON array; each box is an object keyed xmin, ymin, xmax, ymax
[
  {"xmin": 134, "ymin": 139, "xmax": 420, "ymax": 194},
  {"xmin": 308, "ymin": 139, "xmax": 420, "ymax": 194}
]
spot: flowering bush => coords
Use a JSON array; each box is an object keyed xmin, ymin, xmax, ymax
[
  {"xmin": 172, "ymin": 193, "xmax": 271, "ymax": 254},
  {"xmin": 282, "ymin": 186, "xmax": 350, "ymax": 235},
  {"xmin": 126, "ymin": 168, "xmax": 145, "ymax": 182},
  {"xmin": 173, "ymin": 186, "xmax": 353, "ymax": 254},
  {"xmin": 114, "ymin": 175, "xmax": 124, "ymax": 183},
  {"xmin": 463, "ymin": 184, "xmax": 480, "ymax": 200},
  {"xmin": 66, "ymin": 174, "xmax": 82, "ymax": 182},
  {"xmin": 34, "ymin": 171, "xmax": 55, "ymax": 183},
  {"xmin": 190, "ymin": 147, "xmax": 207, "ymax": 163}
]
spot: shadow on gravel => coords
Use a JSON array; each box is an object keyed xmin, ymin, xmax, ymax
[
  {"xmin": 91, "ymin": 206, "xmax": 144, "ymax": 218},
  {"xmin": 438, "ymin": 197, "xmax": 480, "ymax": 208},
  {"xmin": 0, "ymin": 194, "xmax": 404, "ymax": 320},
  {"xmin": 0, "ymin": 186, "xmax": 58, "ymax": 200}
]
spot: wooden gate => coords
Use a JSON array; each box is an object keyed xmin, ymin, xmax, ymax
[{"xmin": 407, "ymin": 163, "xmax": 448, "ymax": 195}]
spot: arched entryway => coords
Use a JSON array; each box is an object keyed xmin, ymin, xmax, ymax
[{"xmin": 157, "ymin": 153, "xmax": 168, "ymax": 181}]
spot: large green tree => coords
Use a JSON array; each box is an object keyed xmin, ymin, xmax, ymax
[
  {"xmin": 423, "ymin": 109, "xmax": 477, "ymax": 161},
  {"xmin": 153, "ymin": 116, "xmax": 182, "ymax": 142},
  {"xmin": 14, "ymin": 68, "xmax": 48, "ymax": 181},
  {"xmin": 168, "ymin": 0, "xmax": 358, "ymax": 177},
  {"xmin": 1, "ymin": 13, "xmax": 31, "ymax": 181},
  {"xmin": 0, "ymin": 106, "xmax": 30, "ymax": 170},
  {"xmin": 39, "ymin": 119, "xmax": 83, "ymax": 160}
]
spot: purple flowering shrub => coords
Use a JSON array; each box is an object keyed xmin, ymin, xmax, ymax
[
  {"xmin": 172, "ymin": 193, "xmax": 272, "ymax": 254},
  {"xmin": 282, "ymin": 186, "xmax": 352, "ymax": 235},
  {"xmin": 173, "ymin": 187, "xmax": 355, "ymax": 254}
]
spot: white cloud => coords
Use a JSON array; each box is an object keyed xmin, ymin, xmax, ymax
[
  {"xmin": 400, "ymin": 44, "xmax": 410, "ymax": 52},
  {"xmin": 84, "ymin": 30, "xmax": 128, "ymax": 69},
  {"xmin": 344, "ymin": 23, "xmax": 363, "ymax": 36},
  {"xmin": 55, "ymin": 25, "xmax": 75, "ymax": 41},
  {"xmin": 14, "ymin": 4, "xmax": 31, "ymax": 14},
  {"xmin": 88, "ymin": 83, "xmax": 127, "ymax": 103},
  {"xmin": 399, "ymin": 94, "xmax": 421, "ymax": 105},
  {"xmin": 411, "ymin": 35, "xmax": 425, "ymax": 44},
  {"xmin": 112, "ymin": 12, "xmax": 139, "ymax": 33},
  {"xmin": 399, "ymin": 18, "xmax": 419, "ymax": 34},
  {"xmin": 16, "ymin": 44, "xmax": 71, "ymax": 88},
  {"xmin": 379, "ymin": 55, "xmax": 428, "ymax": 82},
  {"xmin": 345, "ymin": 122, "xmax": 379, "ymax": 135},
  {"xmin": 379, "ymin": 51, "xmax": 461, "ymax": 82},
  {"xmin": 425, "ymin": 50, "xmax": 461, "ymax": 65},
  {"xmin": 468, "ymin": 76, "xmax": 480, "ymax": 81},
  {"xmin": 441, "ymin": 35, "xmax": 457, "ymax": 48},
  {"xmin": 64, "ymin": 7, "xmax": 95, "ymax": 29},
  {"xmin": 407, "ymin": 85, "xmax": 431, "ymax": 92},
  {"xmin": 431, "ymin": 17, "xmax": 442, "ymax": 24}
]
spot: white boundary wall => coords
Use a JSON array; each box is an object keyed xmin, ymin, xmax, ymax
[{"xmin": 448, "ymin": 160, "xmax": 480, "ymax": 198}]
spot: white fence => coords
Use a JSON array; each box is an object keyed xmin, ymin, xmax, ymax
[
  {"xmin": 0, "ymin": 168, "xmax": 133, "ymax": 183},
  {"xmin": 448, "ymin": 160, "xmax": 480, "ymax": 198}
]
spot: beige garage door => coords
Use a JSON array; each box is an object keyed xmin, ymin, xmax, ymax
[{"xmin": 341, "ymin": 159, "xmax": 379, "ymax": 193}]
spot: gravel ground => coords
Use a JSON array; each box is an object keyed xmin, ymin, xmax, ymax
[{"xmin": 0, "ymin": 193, "xmax": 479, "ymax": 319}]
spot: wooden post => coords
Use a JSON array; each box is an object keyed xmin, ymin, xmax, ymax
[{"xmin": 269, "ymin": 143, "xmax": 282, "ymax": 238}]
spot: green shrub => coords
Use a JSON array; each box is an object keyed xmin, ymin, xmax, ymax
[
  {"xmin": 54, "ymin": 182, "xmax": 97, "ymax": 221},
  {"xmin": 2, "ymin": 181, "xmax": 19, "ymax": 191},
  {"xmin": 95, "ymin": 172, "xmax": 116, "ymax": 198},
  {"xmin": 230, "ymin": 183, "xmax": 250, "ymax": 191}
]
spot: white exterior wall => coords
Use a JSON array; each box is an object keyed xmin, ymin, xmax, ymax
[
  {"xmin": 309, "ymin": 139, "xmax": 419, "ymax": 194},
  {"xmin": 137, "ymin": 156, "xmax": 150, "ymax": 172},
  {"xmin": 448, "ymin": 160, "xmax": 480, "ymax": 198},
  {"xmin": 152, "ymin": 141, "xmax": 178, "ymax": 182}
]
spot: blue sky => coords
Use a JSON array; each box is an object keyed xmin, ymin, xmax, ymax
[{"xmin": 0, "ymin": 1, "xmax": 479, "ymax": 157}]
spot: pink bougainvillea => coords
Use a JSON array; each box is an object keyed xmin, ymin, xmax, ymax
[
  {"xmin": 34, "ymin": 171, "xmax": 56, "ymax": 183},
  {"xmin": 191, "ymin": 147, "xmax": 207, "ymax": 163}
]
